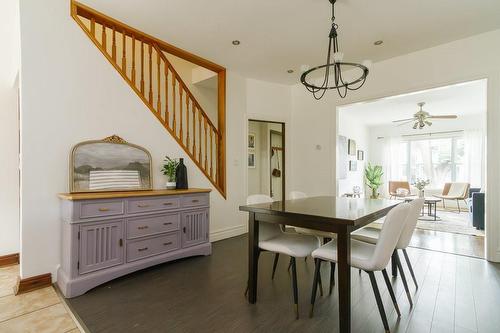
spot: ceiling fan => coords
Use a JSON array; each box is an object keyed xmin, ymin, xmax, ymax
[{"xmin": 392, "ymin": 102, "xmax": 457, "ymax": 129}]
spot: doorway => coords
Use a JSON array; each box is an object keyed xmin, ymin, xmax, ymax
[
  {"xmin": 247, "ymin": 120, "xmax": 285, "ymax": 201},
  {"xmin": 336, "ymin": 79, "xmax": 487, "ymax": 258}
]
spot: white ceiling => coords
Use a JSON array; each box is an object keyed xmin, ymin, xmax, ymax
[
  {"xmin": 338, "ymin": 79, "xmax": 487, "ymax": 126},
  {"xmin": 80, "ymin": 0, "xmax": 500, "ymax": 84}
]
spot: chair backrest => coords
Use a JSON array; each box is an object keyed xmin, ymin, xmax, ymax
[
  {"xmin": 368, "ymin": 203, "xmax": 410, "ymax": 271},
  {"xmin": 389, "ymin": 181, "xmax": 410, "ymax": 195},
  {"xmin": 396, "ymin": 198, "xmax": 424, "ymax": 249},
  {"xmin": 246, "ymin": 194, "xmax": 281, "ymax": 241},
  {"xmin": 445, "ymin": 182, "xmax": 470, "ymax": 199},
  {"xmin": 289, "ymin": 191, "xmax": 307, "ymax": 200}
]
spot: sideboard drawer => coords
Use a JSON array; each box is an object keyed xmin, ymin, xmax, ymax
[
  {"xmin": 128, "ymin": 197, "xmax": 180, "ymax": 214},
  {"xmin": 127, "ymin": 214, "xmax": 180, "ymax": 239},
  {"xmin": 79, "ymin": 200, "xmax": 124, "ymax": 219},
  {"xmin": 181, "ymin": 194, "xmax": 209, "ymax": 208},
  {"xmin": 126, "ymin": 232, "xmax": 180, "ymax": 262}
]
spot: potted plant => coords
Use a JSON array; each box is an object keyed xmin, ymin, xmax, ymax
[
  {"xmin": 365, "ymin": 163, "xmax": 383, "ymax": 199},
  {"xmin": 161, "ymin": 156, "xmax": 179, "ymax": 189},
  {"xmin": 413, "ymin": 178, "xmax": 430, "ymax": 198}
]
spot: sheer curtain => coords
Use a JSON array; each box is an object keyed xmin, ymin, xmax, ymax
[
  {"xmin": 463, "ymin": 130, "xmax": 485, "ymax": 188},
  {"xmin": 380, "ymin": 136, "xmax": 404, "ymax": 196}
]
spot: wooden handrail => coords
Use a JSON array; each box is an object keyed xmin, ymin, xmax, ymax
[
  {"xmin": 153, "ymin": 44, "xmax": 219, "ymax": 136},
  {"xmin": 71, "ymin": 0, "xmax": 226, "ymax": 197},
  {"xmin": 72, "ymin": 1, "xmax": 225, "ymax": 73}
]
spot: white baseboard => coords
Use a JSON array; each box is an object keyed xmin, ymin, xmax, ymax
[{"xmin": 210, "ymin": 224, "xmax": 247, "ymax": 242}]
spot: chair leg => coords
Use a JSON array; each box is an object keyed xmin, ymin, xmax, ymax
[
  {"xmin": 457, "ymin": 199, "xmax": 461, "ymax": 213},
  {"xmin": 290, "ymin": 257, "xmax": 299, "ymax": 319},
  {"xmin": 288, "ymin": 257, "xmax": 293, "ymax": 272},
  {"xmin": 368, "ymin": 271, "xmax": 390, "ymax": 332},
  {"xmin": 443, "ymin": 199, "xmax": 446, "ymax": 209},
  {"xmin": 395, "ymin": 251, "xmax": 413, "ymax": 308},
  {"xmin": 402, "ymin": 249, "xmax": 418, "ymax": 289},
  {"xmin": 271, "ymin": 253, "xmax": 280, "ymax": 280},
  {"xmin": 318, "ymin": 267, "xmax": 324, "ymax": 297},
  {"xmin": 310, "ymin": 258, "xmax": 322, "ymax": 317},
  {"xmin": 329, "ymin": 262, "xmax": 336, "ymax": 295},
  {"xmin": 382, "ymin": 269, "xmax": 401, "ymax": 317}
]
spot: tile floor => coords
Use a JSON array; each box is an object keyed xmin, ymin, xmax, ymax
[{"xmin": 0, "ymin": 264, "xmax": 83, "ymax": 333}]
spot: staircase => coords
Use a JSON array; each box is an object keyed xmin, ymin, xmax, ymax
[{"xmin": 71, "ymin": 1, "xmax": 226, "ymax": 197}]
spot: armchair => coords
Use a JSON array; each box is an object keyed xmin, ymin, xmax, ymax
[
  {"xmin": 433, "ymin": 182, "xmax": 470, "ymax": 213},
  {"xmin": 388, "ymin": 181, "xmax": 412, "ymax": 200}
]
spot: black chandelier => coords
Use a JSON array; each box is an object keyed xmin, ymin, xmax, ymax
[{"xmin": 300, "ymin": 0, "xmax": 369, "ymax": 99}]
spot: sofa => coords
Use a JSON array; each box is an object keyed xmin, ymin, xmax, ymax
[{"xmin": 468, "ymin": 188, "xmax": 485, "ymax": 230}]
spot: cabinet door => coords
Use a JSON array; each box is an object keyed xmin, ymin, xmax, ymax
[
  {"xmin": 79, "ymin": 220, "xmax": 124, "ymax": 274},
  {"xmin": 181, "ymin": 210, "xmax": 208, "ymax": 248}
]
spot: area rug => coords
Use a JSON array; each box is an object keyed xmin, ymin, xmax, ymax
[{"xmin": 368, "ymin": 209, "xmax": 484, "ymax": 237}]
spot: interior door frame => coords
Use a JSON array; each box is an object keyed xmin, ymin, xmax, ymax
[
  {"xmin": 269, "ymin": 129, "xmax": 284, "ymax": 199},
  {"xmin": 247, "ymin": 119, "xmax": 285, "ymax": 200}
]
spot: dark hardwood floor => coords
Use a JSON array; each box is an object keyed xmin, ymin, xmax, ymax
[
  {"xmin": 66, "ymin": 235, "xmax": 500, "ymax": 333},
  {"xmin": 410, "ymin": 229, "xmax": 484, "ymax": 258}
]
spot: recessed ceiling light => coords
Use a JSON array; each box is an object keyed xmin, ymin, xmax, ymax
[
  {"xmin": 232, "ymin": 40, "xmax": 240, "ymax": 46},
  {"xmin": 287, "ymin": 69, "xmax": 294, "ymax": 74},
  {"xmin": 374, "ymin": 40, "xmax": 383, "ymax": 46}
]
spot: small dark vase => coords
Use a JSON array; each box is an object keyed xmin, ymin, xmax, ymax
[{"xmin": 175, "ymin": 158, "xmax": 188, "ymax": 189}]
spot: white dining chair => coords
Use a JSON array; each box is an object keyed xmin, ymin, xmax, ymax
[
  {"xmin": 286, "ymin": 191, "xmax": 336, "ymax": 295},
  {"xmin": 310, "ymin": 203, "xmax": 411, "ymax": 332},
  {"xmin": 351, "ymin": 198, "xmax": 424, "ymax": 307},
  {"xmin": 246, "ymin": 194, "xmax": 320, "ymax": 319}
]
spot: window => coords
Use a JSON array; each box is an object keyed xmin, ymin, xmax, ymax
[{"xmin": 400, "ymin": 136, "xmax": 464, "ymax": 188}]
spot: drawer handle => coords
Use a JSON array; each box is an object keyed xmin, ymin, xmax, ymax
[
  {"xmin": 163, "ymin": 202, "xmax": 173, "ymax": 206},
  {"xmin": 163, "ymin": 242, "xmax": 173, "ymax": 246},
  {"xmin": 138, "ymin": 247, "xmax": 149, "ymax": 252},
  {"xmin": 163, "ymin": 222, "xmax": 172, "ymax": 226},
  {"xmin": 98, "ymin": 207, "xmax": 110, "ymax": 212},
  {"xmin": 192, "ymin": 199, "xmax": 200, "ymax": 203},
  {"xmin": 137, "ymin": 204, "xmax": 150, "ymax": 208},
  {"xmin": 137, "ymin": 226, "xmax": 149, "ymax": 230}
]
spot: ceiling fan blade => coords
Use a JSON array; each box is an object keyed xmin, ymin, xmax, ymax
[
  {"xmin": 428, "ymin": 115, "xmax": 457, "ymax": 119},
  {"xmin": 392, "ymin": 118, "xmax": 415, "ymax": 123},
  {"xmin": 396, "ymin": 120, "xmax": 414, "ymax": 127}
]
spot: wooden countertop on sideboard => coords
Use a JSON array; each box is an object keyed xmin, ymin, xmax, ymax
[{"xmin": 58, "ymin": 188, "xmax": 212, "ymax": 201}]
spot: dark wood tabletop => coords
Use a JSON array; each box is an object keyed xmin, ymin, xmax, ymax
[
  {"xmin": 240, "ymin": 196, "xmax": 400, "ymax": 333},
  {"xmin": 240, "ymin": 196, "xmax": 400, "ymax": 231}
]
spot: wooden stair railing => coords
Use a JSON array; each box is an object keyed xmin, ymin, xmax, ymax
[{"xmin": 71, "ymin": 1, "xmax": 226, "ymax": 197}]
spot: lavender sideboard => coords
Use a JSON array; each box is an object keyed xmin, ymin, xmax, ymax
[{"xmin": 57, "ymin": 189, "xmax": 211, "ymax": 298}]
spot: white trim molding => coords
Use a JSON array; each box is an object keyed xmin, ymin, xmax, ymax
[{"xmin": 210, "ymin": 224, "xmax": 247, "ymax": 243}]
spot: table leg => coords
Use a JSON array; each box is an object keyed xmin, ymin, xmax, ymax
[
  {"xmin": 337, "ymin": 230, "xmax": 351, "ymax": 333},
  {"xmin": 391, "ymin": 250, "xmax": 398, "ymax": 277},
  {"xmin": 434, "ymin": 202, "xmax": 437, "ymax": 221},
  {"xmin": 248, "ymin": 212, "xmax": 259, "ymax": 304}
]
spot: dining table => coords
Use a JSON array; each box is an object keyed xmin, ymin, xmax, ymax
[{"xmin": 239, "ymin": 196, "xmax": 400, "ymax": 333}]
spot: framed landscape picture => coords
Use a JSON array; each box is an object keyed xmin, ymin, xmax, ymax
[
  {"xmin": 357, "ymin": 150, "xmax": 364, "ymax": 161},
  {"xmin": 248, "ymin": 133, "xmax": 256, "ymax": 149},
  {"xmin": 348, "ymin": 139, "xmax": 357, "ymax": 156},
  {"xmin": 248, "ymin": 152, "xmax": 256, "ymax": 168},
  {"xmin": 70, "ymin": 135, "xmax": 152, "ymax": 193}
]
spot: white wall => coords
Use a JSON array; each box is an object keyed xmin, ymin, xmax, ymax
[
  {"xmin": 0, "ymin": 0, "xmax": 20, "ymax": 256},
  {"xmin": 18, "ymin": 0, "xmax": 292, "ymax": 279},
  {"xmin": 291, "ymin": 29, "xmax": 500, "ymax": 261},
  {"xmin": 337, "ymin": 111, "xmax": 369, "ymax": 197}
]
